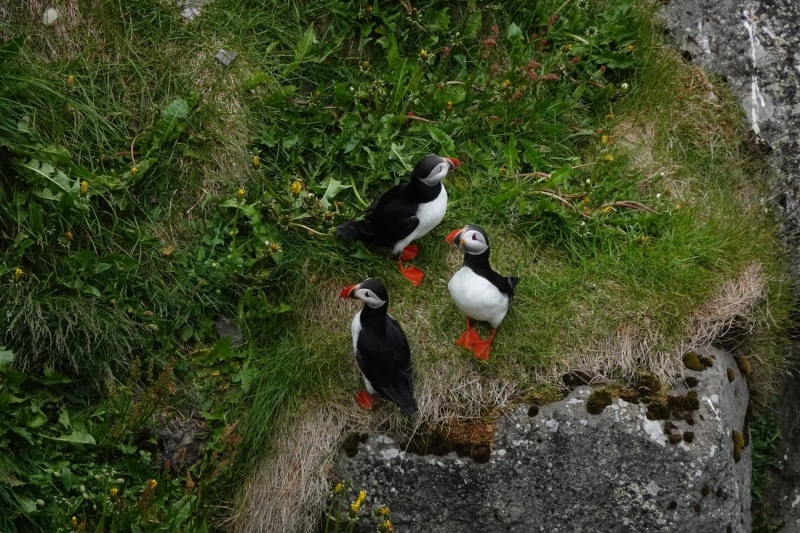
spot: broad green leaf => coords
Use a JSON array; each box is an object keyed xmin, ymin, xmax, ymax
[
  {"xmin": 571, "ymin": 82, "xmax": 587, "ymax": 102},
  {"xmin": 507, "ymin": 23, "xmax": 523, "ymax": 47},
  {"xmin": 464, "ymin": 10, "xmax": 482, "ymax": 39},
  {"xmin": 61, "ymin": 467, "xmax": 74, "ymax": 491},
  {"xmin": 47, "ymin": 430, "xmax": 96, "ymax": 445},
  {"xmin": 427, "ymin": 126, "xmax": 456, "ymax": 155},
  {"xmin": 282, "ymin": 26, "xmax": 317, "ymax": 75},
  {"xmin": 27, "ymin": 412, "xmax": 47, "ymax": 428},
  {"xmin": 12, "ymin": 427, "xmax": 33, "ymax": 445},
  {"xmin": 35, "ymin": 145, "xmax": 71, "ymax": 165},
  {"xmin": 34, "ymin": 366, "xmax": 71, "ymax": 385},
  {"xmin": 504, "ymin": 134, "xmax": 518, "ymax": 175},
  {"xmin": 241, "ymin": 72, "xmax": 271, "ymax": 92},
  {"xmin": 58, "ymin": 407, "xmax": 71, "ymax": 429},
  {"xmin": 321, "ymin": 179, "xmax": 349, "ymax": 208},
  {"xmin": 263, "ymin": 85, "xmax": 297, "ymax": 106},
  {"xmin": 15, "ymin": 495, "xmax": 37, "ymax": 514},
  {"xmin": 150, "ymin": 99, "xmax": 189, "ymax": 151},
  {"xmin": 0, "ymin": 347, "xmax": 13, "ymax": 366},
  {"xmin": 0, "ymin": 368, "xmax": 26, "ymax": 388}
]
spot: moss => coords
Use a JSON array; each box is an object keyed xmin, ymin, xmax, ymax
[
  {"xmin": 683, "ymin": 431, "xmax": 695, "ymax": 443},
  {"xmin": 523, "ymin": 384, "xmax": 563, "ymax": 406},
  {"xmin": 726, "ymin": 367, "xmax": 736, "ymax": 382},
  {"xmin": 701, "ymin": 484, "xmax": 710, "ymax": 497},
  {"xmin": 668, "ymin": 433, "xmax": 682, "ymax": 444},
  {"xmin": 647, "ymin": 403, "xmax": 670, "ymax": 420},
  {"xmin": 684, "ymin": 413, "xmax": 695, "ymax": 425},
  {"xmin": 646, "ymin": 411, "xmax": 656, "ymax": 421},
  {"xmin": 732, "ymin": 430, "xmax": 744, "ymax": 463},
  {"xmin": 694, "ymin": 503, "xmax": 702, "ymax": 513},
  {"xmin": 663, "ymin": 421, "xmax": 677, "ymax": 434},
  {"xmin": 403, "ymin": 417, "xmax": 497, "ymax": 463},
  {"xmin": 586, "ymin": 389, "xmax": 613, "ymax": 415},
  {"xmin": 667, "ymin": 390, "xmax": 700, "ymax": 412},
  {"xmin": 698, "ymin": 355, "xmax": 713, "ymax": 368},
  {"xmin": 562, "ymin": 371, "xmax": 592, "ymax": 387},
  {"xmin": 736, "ymin": 356, "xmax": 752, "ymax": 376},
  {"xmin": 716, "ymin": 487, "xmax": 724, "ymax": 498},
  {"xmin": 683, "ymin": 376, "xmax": 699, "ymax": 388},
  {"xmin": 683, "ymin": 351, "xmax": 705, "ymax": 371},
  {"xmin": 528, "ymin": 405, "xmax": 539, "ymax": 417},
  {"xmin": 635, "ymin": 374, "xmax": 662, "ymax": 396},
  {"xmin": 668, "ymin": 501, "xmax": 677, "ymax": 510}
]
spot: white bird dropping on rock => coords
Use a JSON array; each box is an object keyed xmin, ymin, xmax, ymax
[{"xmin": 43, "ymin": 8, "xmax": 59, "ymax": 26}]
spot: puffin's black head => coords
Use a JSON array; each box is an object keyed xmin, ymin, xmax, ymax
[
  {"xmin": 339, "ymin": 278, "xmax": 389, "ymax": 309},
  {"xmin": 445, "ymin": 225, "xmax": 490, "ymax": 255},
  {"xmin": 411, "ymin": 154, "xmax": 461, "ymax": 186}
]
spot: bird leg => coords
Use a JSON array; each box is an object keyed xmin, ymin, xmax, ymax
[
  {"xmin": 397, "ymin": 260, "xmax": 425, "ymax": 286},
  {"xmin": 398, "ymin": 244, "xmax": 419, "ymax": 261},
  {"xmin": 354, "ymin": 390, "xmax": 377, "ymax": 410},
  {"xmin": 472, "ymin": 329, "xmax": 497, "ymax": 361},
  {"xmin": 456, "ymin": 317, "xmax": 481, "ymax": 349}
]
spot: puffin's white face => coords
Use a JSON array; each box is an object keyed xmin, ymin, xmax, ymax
[
  {"xmin": 419, "ymin": 160, "xmax": 452, "ymax": 186},
  {"xmin": 460, "ymin": 228, "xmax": 489, "ymax": 255},
  {"xmin": 354, "ymin": 287, "xmax": 386, "ymax": 309}
]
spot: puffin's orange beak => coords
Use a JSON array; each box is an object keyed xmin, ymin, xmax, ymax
[
  {"xmin": 339, "ymin": 285, "xmax": 358, "ymax": 299},
  {"xmin": 446, "ymin": 158, "xmax": 462, "ymax": 169},
  {"xmin": 445, "ymin": 228, "xmax": 463, "ymax": 245}
]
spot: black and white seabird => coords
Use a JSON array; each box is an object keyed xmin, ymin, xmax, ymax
[
  {"xmin": 339, "ymin": 278, "xmax": 418, "ymax": 416},
  {"xmin": 445, "ymin": 225, "xmax": 520, "ymax": 360},
  {"xmin": 337, "ymin": 154, "xmax": 461, "ymax": 286}
]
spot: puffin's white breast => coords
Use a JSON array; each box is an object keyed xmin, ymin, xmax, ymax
[
  {"xmin": 448, "ymin": 266, "xmax": 509, "ymax": 329},
  {"xmin": 350, "ymin": 310, "xmax": 362, "ymax": 354},
  {"xmin": 393, "ymin": 186, "xmax": 447, "ymax": 254}
]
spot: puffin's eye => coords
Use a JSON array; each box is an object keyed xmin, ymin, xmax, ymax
[
  {"xmin": 365, "ymin": 291, "xmax": 372, "ymax": 297},
  {"xmin": 472, "ymin": 234, "xmax": 477, "ymax": 240}
]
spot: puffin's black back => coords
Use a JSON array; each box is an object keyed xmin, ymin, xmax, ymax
[
  {"xmin": 461, "ymin": 225, "xmax": 520, "ymax": 298},
  {"xmin": 336, "ymin": 155, "xmax": 444, "ymax": 252},
  {"xmin": 354, "ymin": 292, "xmax": 417, "ymax": 417}
]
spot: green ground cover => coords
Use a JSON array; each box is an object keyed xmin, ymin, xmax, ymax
[{"xmin": 0, "ymin": 0, "xmax": 789, "ymax": 531}]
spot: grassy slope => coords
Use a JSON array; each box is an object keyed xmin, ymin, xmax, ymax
[{"xmin": 0, "ymin": 0, "xmax": 790, "ymax": 531}]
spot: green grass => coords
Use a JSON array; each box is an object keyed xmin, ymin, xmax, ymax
[{"xmin": 0, "ymin": 0, "xmax": 792, "ymax": 531}]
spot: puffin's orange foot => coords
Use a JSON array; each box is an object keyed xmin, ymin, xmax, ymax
[
  {"xmin": 398, "ymin": 264, "xmax": 425, "ymax": 286},
  {"xmin": 399, "ymin": 245, "xmax": 419, "ymax": 262},
  {"xmin": 472, "ymin": 339, "xmax": 493, "ymax": 360},
  {"xmin": 355, "ymin": 390, "xmax": 377, "ymax": 410},
  {"xmin": 456, "ymin": 328, "xmax": 481, "ymax": 349}
]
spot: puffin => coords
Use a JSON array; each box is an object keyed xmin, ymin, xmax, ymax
[
  {"xmin": 339, "ymin": 278, "xmax": 418, "ymax": 416},
  {"xmin": 445, "ymin": 225, "xmax": 519, "ymax": 360},
  {"xmin": 337, "ymin": 154, "xmax": 461, "ymax": 286}
]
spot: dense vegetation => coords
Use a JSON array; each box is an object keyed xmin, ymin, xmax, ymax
[{"xmin": 0, "ymin": 0, "xmax": 788, "ymax": 531}]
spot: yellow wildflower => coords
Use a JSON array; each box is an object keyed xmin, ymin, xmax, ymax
[
  {"xmin": 333, "ymin": 483, "xmax": 343, "ymax": 495},
  {"xmin": 147, "ymin": 479, "xmax": 158, "ymax": 490},
  {"xmin": 252, "ymin": 156, "xmax": 260, "ymax": 168},
  {"xmin": 270, "ymin": 242, "xmax": 281, "ymax": 253},
  {"xmin": 381, "ymin": 520, "xmax": 394, "ymax": 533},
  {"xmin": 603, "ymin": 154, "xmax": 614, "ymax": 162},
  {"xmin": 583, "ymin": 197, "xmax": 590, "ymax": 204},
  {"xmin": 366, "ymin": 5, "xmax": 372, "ymax": 12},
  {"xmin": 627, "ymin": 44, "xmax": 635, "ymax": 52},
  {"xmin": 502, "ymin": 79, "xmax": 511, "ymax": 88},
  {"xmin": 65, "ymin": 231, "xmax": 74, "ymax": 240},
  {"xmin": 446, "ymin": 101, "xmax": 453, "ymax": 111},
  {"xmin": 236, "ymin": 188, "xmax": 245, "ymax": 201},
  {"xmin": 362, "ymin": 61, "xmax": 369, "ymax": 68},
  {"xmin": 602, "ymin": 205, "xmax": 612, "ymax": 213},
  {"xmin": 14, "ymin": 268, "xmax": 23, "ymax": 281},
  {"xmin": 291, "ymin": 181, "xmax": 302, "ymax": 195},
  {"xmin": 110, "ymin": 488, "xmax": 118, "ymax": 498},
  {"xmin": 378, "ymin": 506, "xmax": 390, "ymax": 516},
  {"xmin": 563, "ymin": 44, "xmax": 572, "ymax": 52},
  {"xmin": 80, "ymin": 180, "xmax": 89, "ymax": 195},
  {"xmin": 499, "ymin": 167, "xmax": 507, "ymax": 175},
  {"xmin": 601, "ymin": 135, "xmax": 608, "ymax": 145},
  {"xmin": 419, "ymin": 49, "xmax": 428, "ymax": 59},
  {"xmin": 67, "ymin": 75, "xmax": 74, "ymax": 87},
  {"xmin": 71, "ymin": 516, "xmax": 78, "ymax": 527},
  {"xmin": 349, "ymin": 489, "xmax": 366, "ymax": 512},
  {"xmin": 130, "ymin": 166, "xmax": 139, "ymax": 175},
  {"xmin": 357, "ymin": 490, "xmax": 366, "ymax": 504}
]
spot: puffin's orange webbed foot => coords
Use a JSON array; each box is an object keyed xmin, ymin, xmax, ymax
[
  {"xmin": 355, "ymin": 390, "xmax": 377, "ymax": 410},
  {"xmin": 398, "ymin": 262, "xmax": 425, "ymax": 286},
  {"xmin": 472, "ymin": 330, "xmax": 497, "ymax": 361},
  {"xmin": 455, "ymin": 317, "xmax": 481, "ymax": 349},
  {"xmin": 399, "ymin": 245, "xmax": 419, "ymax": 262}
]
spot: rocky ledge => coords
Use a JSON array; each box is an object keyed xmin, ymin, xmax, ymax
[{"xmin": 336, "ymin": 347, "xmax": 751, "ymax": 532}]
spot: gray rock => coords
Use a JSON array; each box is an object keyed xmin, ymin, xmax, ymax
[
  {"xmin": 157, "ymin": 411, "xmax": 205, "ymax": 471},
  {"xmin": 214, "ymin": 315, "xmax": 244, "ymax": 347},
  {"xmin": 180, "ymin": 0, "xmax": 212, "ymax": 21},
  {"xmin": 336, "ymin": 347, "xmax": 751, "ymax": 532},
  {"xmin": 215, "ymin": 49, "xmax": 238, "ymax": 67}
]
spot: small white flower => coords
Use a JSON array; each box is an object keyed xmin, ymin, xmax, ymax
[
  {"xmin": 82, "ymin": 493, "xmax": 90, "ymax": 500},
  {"xmin": 116, "ymin": 478, "xmax": 126, "ymax": 484},
  {"xmin": 580, "ymin": 221, "xmax": 586, "ymax": 226},
  {"xmin": 585, "ymin": 179, "xmax": 591, "ymax": 184},
  {"xmin": 80, "ymin": 485, "xmax": 86, "ymax": 493},
  {"xmin": 349, "ymin": 86, "xmax": 354, "ymax": 91},
  {"xmin": 656, "ymin": 193, "xmax": 661, "ymax": 198}
]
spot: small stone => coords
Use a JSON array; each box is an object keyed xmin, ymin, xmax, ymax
[
  {"xmin": 215, "ymin": 50, "xmax": 238, "ymax": 67},
  {"xmin": 42, "ymin": 8, "xmax": 59, "ymax": 26}
]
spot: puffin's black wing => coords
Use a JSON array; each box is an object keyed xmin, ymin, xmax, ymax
[
  {"xmin": 337, "ymin": 182, "xmax": 419, "ymax": 250},
  {"xmin": 355, "ymin": 316, "xmax": 417, "ymax": 416}
]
